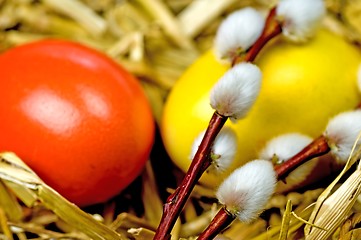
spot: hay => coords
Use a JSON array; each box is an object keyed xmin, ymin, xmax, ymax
[{"xmin": 0, "ymin": 0, "xmax": 361, "ymax": 239}]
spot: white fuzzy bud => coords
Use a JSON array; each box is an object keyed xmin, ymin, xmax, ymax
[
  {"xmin": 210, "ymin": 62, "xmax": 262, "ymax": 121},
  {"xmin": 216, "ymin": 159, "xmax": 276, "ymax": 222},
  {"xmin": 259, "ymin": 133, "xmax": 312, "ymax": 164},
  {"xmin": 214, "ymin": 7, "xmax": 265, "ymax": 59},
  {"xmin": 190, "ymin": 127, "xmax": 237, "ymax": 174},
  {"xmin": 276, "ymin": 0, "xmax": 325, "ymax": 42},
  {"xmin": 324, "ymin": 110, "xmax": 361, "ymax": 162}
]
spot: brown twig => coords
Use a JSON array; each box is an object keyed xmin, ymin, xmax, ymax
[
  {"xmin": 232, "ymin": 7, "xmax": 282, "ymax": 66},
  {"xmin": 275, "ymin": 135, "xmax": 331, "ymax": 180},
  {"xmin": 275, "ymin": 101, "xmax": 361, "ymax": 182},
  {"xmin": 197, "ymin": 208, "xmax": 235, "ymax": 240},
  {"xmin": 154, "ymin": 7, "xmax": 285, "ymax": 240},
  {"xmin": 187, "ymin": 5, "xmax": 355, "ymax": 239},
  {"xmin": 197, "ymin": 136, "xmax": 331, "ymax": 239},
  {"xmin": 153, "ymin": 112, "xmax": 227, "ymax": 239}
]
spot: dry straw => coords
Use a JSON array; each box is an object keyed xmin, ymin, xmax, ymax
[
  {"xmin": 0, "ymin": 152, "xmax": 124, "ymax": 240},
  {"xmin": 304, "ymin": 132, "xmax": 361, "ymax": 239},
  {"xmin": 306, "ymin": 160, "xmax": 361, "ymax": 239},
  {"xmin": 0, "ymin": 0, "xmax": 361, "ymax": 239}
]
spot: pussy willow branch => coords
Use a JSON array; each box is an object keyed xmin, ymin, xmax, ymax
[
  {"xmin": 275, "ymin": 135, "xmax": 331, "ymax": 180},
  {"xmin": 195, "ymin": 6, "xmax": 355, "ymax": 238},
  {"xmin": 197, "ymin": 208, "xmax": 235, "ymax": 240},
  {"xmin": 154, "ymin": 7, "xmax": 284, "ymax": 240},
  {"xmin": 232, "ymin": 7, "xmax": 282, "ymax": 66},
  {"xmin": 198, "ymin": 136, "xmax": 331, "ymax": 239},
  {"xmin": 154, "ymin": 112, "xmax": 227, "ymax": 239},
  {"xmin": 275, "ymin": 102, "xmax": 361, "ymax": 180}
]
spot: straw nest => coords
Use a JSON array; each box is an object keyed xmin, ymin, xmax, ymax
[{"xmin": 1, "ymin": 0, "xmax": 361, "ymax": 239}]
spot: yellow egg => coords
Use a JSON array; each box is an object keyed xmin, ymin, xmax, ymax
[{"xmin": 161, "ymin": 29, "xmax": 361, "ymax": 187}]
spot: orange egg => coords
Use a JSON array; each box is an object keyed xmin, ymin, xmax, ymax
[{"xmin": 0, "ymin": 39, "xmax": 155, "ymax": 206}]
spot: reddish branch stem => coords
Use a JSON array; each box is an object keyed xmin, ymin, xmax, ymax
[
  {"xmin": 192, "ymin": 8, "xmax": 342, "ymax": 239},
  {"xmin": 153, "ymin": 112, "xmax": 227, "ymax": 239},
  {"xmin": 232, "ymin": 7, "xmax": 282, "ymax": 66},
  {"xmin": 198, "ymin": 208, "xmax": 235, "ymax": 240},
  {"xmin": 198, "ymin": 136, "xmax": 331, "ymax": 239},
  {"xmin": 155, "ymin": 7, "xmax": 285, "ymax": 240},
  {"xmin": 275, "ymin": 135, "xmax": 331, "ymax": 180}
]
